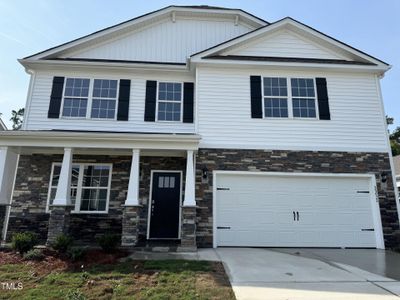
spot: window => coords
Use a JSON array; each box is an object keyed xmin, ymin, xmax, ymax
[
  {"xmin": 261, "ymin": 77, "xmax": 318, "ymax": 119},
  {"xmin": 62, "ymin": 78, "xmax": 90, "ymax": 117},
  {"xmin": 158, "ymin": 176, "xmax": 175, "ymax": 188},
  {"xmin": 263, "ymin": 77, "xmax": 288, "ymax": 118},
  {"xmin": 47, "ymin": 164, "xmax": 80, "ymax": 211},
  {"xmin": 291, "ymin": 78, "xmax": 317, "ymax": 118},
  {"xmin": 47, "ymin": 163, "xmax": 112, "ymax": 213},
  {"xmin": 157, "ymin": 82, "xmax": 182, "ymax": 121},
  {"xmin": 91, "ymin": 79, "xmax": 118, "ymax": 119}
]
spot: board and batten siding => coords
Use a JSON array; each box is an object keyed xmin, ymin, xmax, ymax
[
  {"xmin": 24, "ymin": 70, "xmax": 195, "ymax": 133},
  {"xmin": 224, "ymin": 30, "xmax": 348, "ymax": 60},
  {"xmin": 66, "ymin": 17, "xmax": 252, "ymax": 63},
  {"xmin": 196, "ymin": 67, "xmax": 388, "ymax": 152}
]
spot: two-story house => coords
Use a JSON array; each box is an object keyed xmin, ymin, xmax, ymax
[{"xmin": 0, "ymin": 5, "xmax": 398, "ymax": 250}]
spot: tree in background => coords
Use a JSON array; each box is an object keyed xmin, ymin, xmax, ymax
[
  {"xmin": 387, "ymin": 116, "xmax": 400, "ymax": 156},
  {"xmin": 10, "ymin": 108, "xmax": 24, "ymax": 130}
]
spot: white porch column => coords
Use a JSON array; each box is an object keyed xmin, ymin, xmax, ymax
[
  {"xmin": 0, "ymin": 147, "xmax": 18, "ymax": 205},
  {"xmin": 183, "ymin": 150, "xmax": 196, "ymax": 206},
  {"xmin": 53, "ymin": 148, "xmax": 73, "ymax": 206},
  {"xmin": 125, "ymin": 149, "xmax": 140, "ymax": 206}
]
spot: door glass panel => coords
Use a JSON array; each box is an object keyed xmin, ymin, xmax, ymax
[{"xmin": 169, "ymin": 177, "xmax": 175, "ymax": 188}]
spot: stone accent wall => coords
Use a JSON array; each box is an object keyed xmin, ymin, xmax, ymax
[
  {"xmin": 7, "ymin": 154, "xmax": 185, "ymax": 245},
  {"xmin": 6, "ymin": 154, "xmax": 53, "ymax": 242},
  {"xmin": 195, "ymin": 149, "xmax": 399, "ymax": 248},
  {"xmin": 121, "ymin": 206, "xmax": 140, "ymax": 247},
  {"xmin": 179, "ymin": 206, "xmax": 197, "ymax": 252}
]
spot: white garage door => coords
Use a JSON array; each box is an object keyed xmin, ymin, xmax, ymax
[{"xmin": 215, "ymin": 173, "xmax": 383, "ymax": 248}]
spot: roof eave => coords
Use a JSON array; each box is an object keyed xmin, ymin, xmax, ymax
[
  {"xmin": 191, "ymin": 58, "xmax": 390, "ymax": 73},
  {"xmin": 19, "ymin": 58, "xmax": 190, "ymax": 72}
]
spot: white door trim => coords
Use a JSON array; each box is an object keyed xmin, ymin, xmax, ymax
[
  {"xmin": 146, "ymin": 170, "xmax": 183, "ymax": 240},
  {"xmin": 212, "ymin": 170, "xmax": 385, "ymax": 249}
]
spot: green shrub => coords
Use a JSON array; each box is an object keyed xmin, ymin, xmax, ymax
[
  {"xmin": 67, "ymin": 247, "xmax": 86, "ymax": 261},
  {"xmin": 23, "ymin": 249, "xmax": 45, "ymax": 261},
  {"xmin": 52, "ymin": 234, "xmax": 73, "ymax": 253},
  {"xmin": 65, "ymin": 289, "xmax": 86, "ymax": 300},
  {"xmin": 11, "ymin": 232, "xmax": 38, "ymax": 254},
  {"xmin": 96, "ymin": 233, "xmax": 120, "ymax": 253}
]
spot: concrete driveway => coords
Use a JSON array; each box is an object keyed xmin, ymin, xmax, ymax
[{"xmin": 216, "ymin": 248, "xmax": 400, "ymax": 300}]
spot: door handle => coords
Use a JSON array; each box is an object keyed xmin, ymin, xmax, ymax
[
  {"xmin": 296, "ymin": 211, "xmax": 299, "ymax": 221},
  {"xmin": 293, "ymin": 211, "xmax": 296, "ymax": 221}
]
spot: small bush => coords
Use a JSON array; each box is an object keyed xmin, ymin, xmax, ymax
[
  {"xmin": 65, "ymin": 289, "xmax": 86, "ymax": 300},
  {"xmin": 52, "ymin": 234, "xmax": 73, "ymax": 253},
  {"xmin": 11, "ymin": 232, "xmax": 38, "ymax": 254},
  {"xmin": 23, "ymin": 249, "xmax": 45, "ymax": 261},
  {"xmin": 67, "ymin": 247, "xmax": 86, "ymax": 261},
  {"xmin": 96, "ymin": 233, "xmax": 120, "ymax": 253}
]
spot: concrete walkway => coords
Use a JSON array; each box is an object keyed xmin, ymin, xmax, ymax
[{"xmin": 126, "ymin": 248, "xmax": 400, "ymax": 299}]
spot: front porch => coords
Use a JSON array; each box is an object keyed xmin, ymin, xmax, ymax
[{"xmin": 0, "ymin": 131, "xmax": 200, "ymax": 251}]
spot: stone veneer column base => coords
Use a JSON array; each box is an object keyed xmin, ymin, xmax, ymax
[
  {"xmin": 178, "ymin": 206, "xmax": 197, "ymax": 252},
  {"xmin": 121, "ymin": 205, "xmax": 140, "ymax": 247},
  {"xmin": 46, "ymin": 205, "xmax": 72, "ymax": 246}
]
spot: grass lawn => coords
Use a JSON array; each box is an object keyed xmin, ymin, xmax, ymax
[{"xmin": 0, "ymin": 250, "xmax": 235, "ymax": 300}]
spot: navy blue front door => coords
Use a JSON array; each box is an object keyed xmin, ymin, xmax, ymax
[{"xmin": 149, "ymin": 172, "xmax": 181, "ymax": 239}]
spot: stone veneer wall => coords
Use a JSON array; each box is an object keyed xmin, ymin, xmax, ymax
[
  {"xmin": 6, "ymin": 150, "xmax": 399, "ymax": 248},
  {"xmin": 6, "ymin": 154, "xmax": 185, "ymax": 244},
  {"xmin": 195, "ymin": 149, "xmax": 399, "ymax": 248}
]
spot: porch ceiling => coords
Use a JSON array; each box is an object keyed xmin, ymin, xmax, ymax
[{"xmin": 0, "ymin": 130, "xmax": 201, "ymax": 155}]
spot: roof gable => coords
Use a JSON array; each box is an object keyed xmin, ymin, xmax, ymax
[
  {"xmin": 222, "ymin": 29, "xmax": 348, "ymax": 60},
  {"xmin": 61, "ymin": 15, "xmax": 253, "ymax": 63},
  {"xmin": 191, "ymin": 17, "xmax": 389, "ymax": 70},
  {"xmin": 24, "ymin": 6, "xmax": 267, "ymax": 61}
]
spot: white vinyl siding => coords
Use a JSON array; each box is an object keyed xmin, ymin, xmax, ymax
[
  {"xmin": 224, "ymin": 29, "xmax": 348, "ymax": 60},
  {"xmin": 25, "ymin": 69, "xmax": 195, "ymax": 133},
  {"xmin": 197, "ymin": 67, "xmax": 388, "ymax": 152},
  {"xmin": 66, "ymin": 17, "xmax": 252, "ymax": 63}
]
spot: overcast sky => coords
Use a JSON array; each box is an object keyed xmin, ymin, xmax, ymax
[{"xmin": 0, "ymin": 0, "xmax": 398, "ymax": 130}]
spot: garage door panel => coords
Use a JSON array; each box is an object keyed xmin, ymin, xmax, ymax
[{"xmin": 216, "ymin": 173, "xmax": 379, "ymax": 248}]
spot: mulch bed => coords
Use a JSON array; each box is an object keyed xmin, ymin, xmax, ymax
[{"xmin": 0, "ymin": 248, "xmax": 129, "ymax": 275}]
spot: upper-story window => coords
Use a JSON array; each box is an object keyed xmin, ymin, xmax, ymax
[
  {"xmin": 291, "ymin": 78, "xmax": 316, "ymax": 118},
  {"xmin": 62, "ymin": 78, "xmax": 90, "ymax": 117},
  {"xmin": 157, "ymin": 82, "xmax": 182, "ymax": 122},
  {"xmin": 262, "ymin": 77, "xmax": 317, "ymax": 119},
  {"xmin": 91, "ymin": 79, "xmax": 118, "ymax": 119},
  {"xmin": 263, "ymin": 77, "xmax": 288, "ymax": 118},
  {"xmin": 61, "ymin": 78, "xmax": 118, "ymax": 119}
]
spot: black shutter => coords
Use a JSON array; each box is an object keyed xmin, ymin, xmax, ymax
[
  {"xmin": 250, "ymin": 76, "xmax": 262, "ymax": 118},
  {"xmin": 316, "ymin": 78, "xmax": 331, "ymax": 120},
  {"xmin": 117, "ymin": 79, "xmax": 130, "ymax": 121},
  {"xmin": 48, "ymin": 76, "xmax": 65, "ymax": 118},
  {"xmin": 144, "ymin": 80, "xmax": 157, "ymax": 122},
  {"xmin": 183, "ymin": 82, "xmax": 194, "ymax": 123}
]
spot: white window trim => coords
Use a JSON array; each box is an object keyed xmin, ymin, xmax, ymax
[
  {"xmin": 155, "ymin": 81, "xmax": 184, "ymax": 123},
  {"xmin": 46, "ymin": 162, "xmax": 113, "ymax": 214},
  {"xmin": 291, "ymin": 77, "xmax": 319, "ymax": 120},
  {"xmin": 262, "ymin": 76, "xmax": 319, "ymax": 120},
  {"xmin": 262, "ymin": 77, "xmax": 290, "ymax": 119},
  {"xmin": 60, "ymin": 77, "xmax": 120, "ymax": 121}
]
